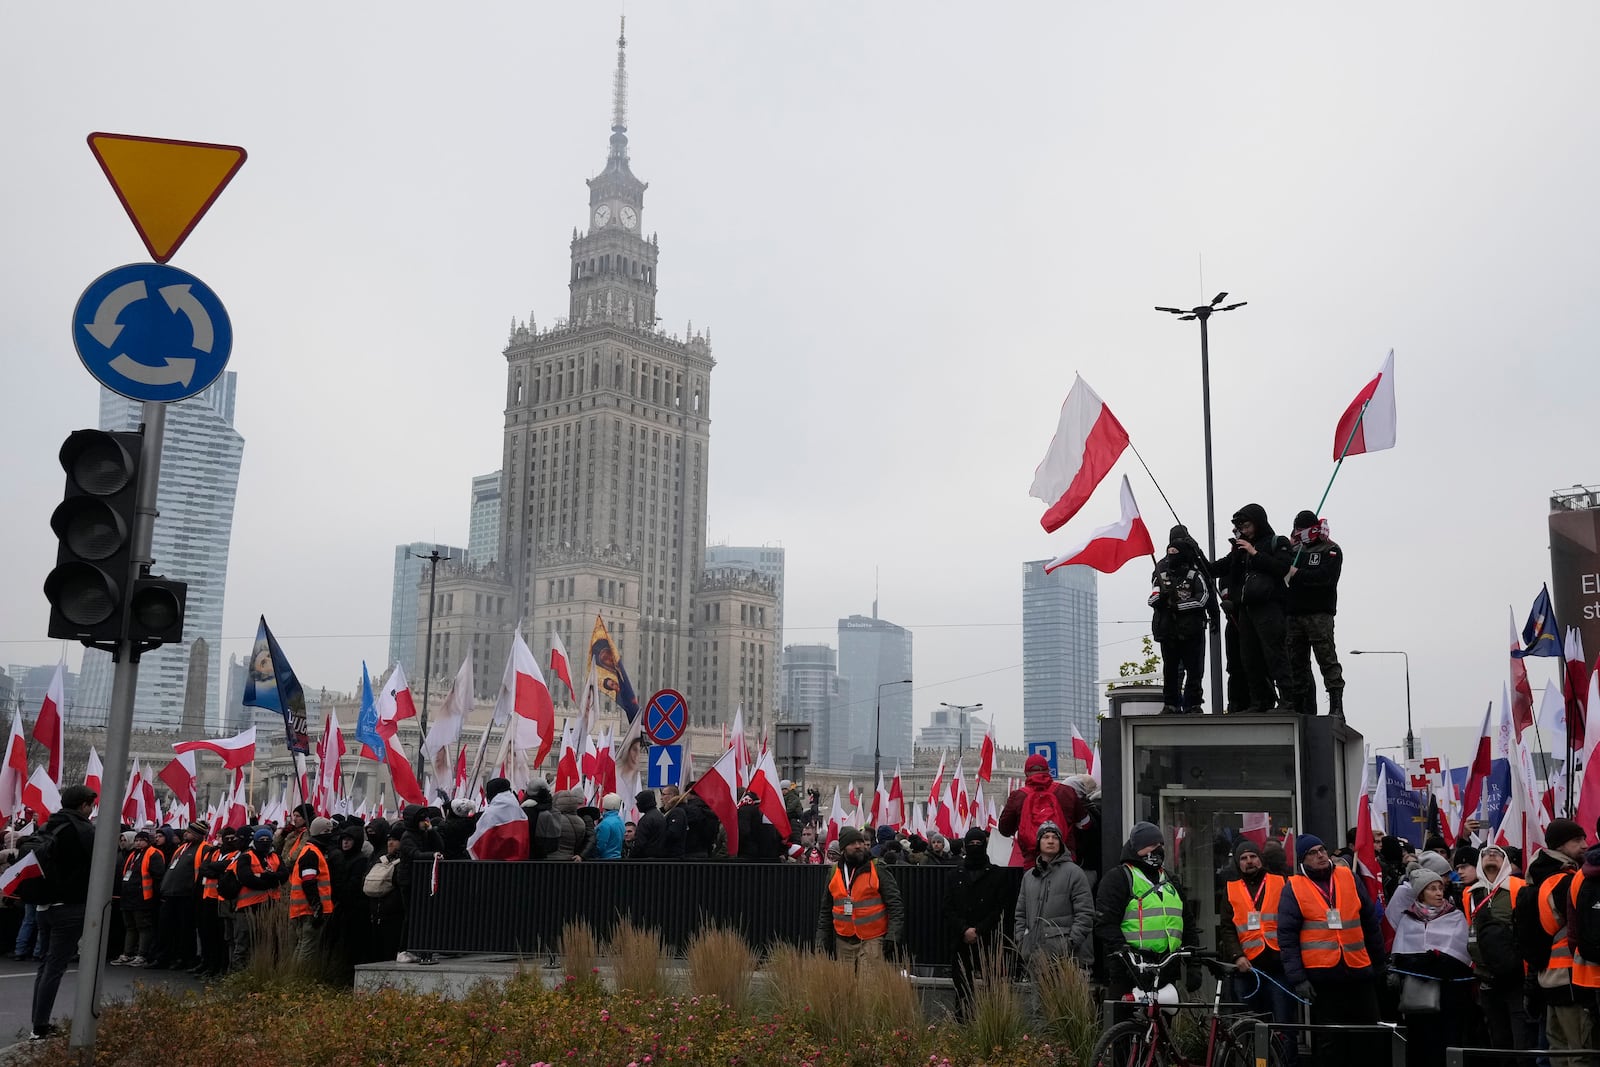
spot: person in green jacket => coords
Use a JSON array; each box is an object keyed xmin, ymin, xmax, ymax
[{"xmin": 1094, "ymin": 821, "xmax": 1196, "ymax": 998}]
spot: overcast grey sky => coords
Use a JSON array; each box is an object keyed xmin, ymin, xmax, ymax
[{"xmin": 3, "ymin": 4, "xmax": 1596, "ymax": 754}]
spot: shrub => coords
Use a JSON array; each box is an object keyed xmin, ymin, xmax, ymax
[
  {"xmin": 1031, "ymin": 953, "xmax": 1099, "ymax": 1063},
  {"xmin": 684, "ymin": 922, "xmax": 756, "ymax": 1011},
  {"xmin": 560, "ymin": 917, "xmax": 602, "ymax": 994},
  {"xmin": 608, "ymin": 916, "xmax": 667, "ymax": 997},
  {"xmin": 968, "ymin": 942, "xmax": 1028, "ymax": 1058}
]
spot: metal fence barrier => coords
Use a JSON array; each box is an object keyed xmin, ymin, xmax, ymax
[
  {"xmin": 406, "ymin": 859, "xmax": 1025, "ymax": 967},
  {"xmin": 1254, "ymin": 1021, "xmax": 1406, "ymax": 1067}
]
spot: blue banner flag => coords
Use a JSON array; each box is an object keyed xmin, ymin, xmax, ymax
[
  {"xmin": 354, "ymin": 661, "xmax": 385, "ymax": 761},
  {"xmin": 1447, "ymin": 757, "xmax": 1511, "ymax": 831},
  {"xmin": 1513, "ymin": 584, "xmax": 1563, "ymax": 659},
  {"xmin": 1377, "ymin": 755, "xmax": 1426, "ymax": 846},
  {"xmin": 242, "ymin": 615, "xmax": 310, "ymax": 754}
]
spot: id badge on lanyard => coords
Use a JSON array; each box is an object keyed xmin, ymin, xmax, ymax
[
  {"xmin": 1246, "ymin": 911, "xmax": 1262, "ymax": 931},
  {"xmin": 1326, "ymin": 908, "xmax": 1343, "ymax": 930},
  {"xmin": 842, "ymin": 900, "xmax": 854, "ymax": 918}
]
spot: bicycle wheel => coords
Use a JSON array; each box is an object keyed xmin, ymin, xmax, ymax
[
  {"xmin": 1092, "ymin": 1018, "xmax": 1161, "ymax": 1067},
  {"xmin": 1220, "ymin": 1016, "xmax": 1290, "ymax": 1067}
]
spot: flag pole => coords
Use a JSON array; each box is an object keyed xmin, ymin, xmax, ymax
[
  {"xmin": 1292, "ymin": 399, "xmax": 1370, "ymax": 571},
  {"xmin": 1126, "ymin": 441, "xmax": 1183, "ymax": 527}
]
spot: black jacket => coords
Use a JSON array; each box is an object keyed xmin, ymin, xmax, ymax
[
  {"xmin": 943, "ymin": 857, "xmax": 1015, "ymax": 947},
  {"xmin": 1226, "ymin": 504, "xmax": 1293, "ymax": 607},
  {"xmin": 736, "ymin": 803, "xmax": 784, "ymax": 862},
  {"xmin": 397, "ymin": 805, "xmax": 444, "ymax": 891},
  {"xmin": 328, "ymin": 829, "xmax": 371, "ymax": 913},
  {"xmin": 31, "ymin": 808, "xmax": 98, "ymax": 906},
  {"xmin": 633, "ymin": 795, "xmax": 667, "ymax": 859},
  {"xmin": 661, "ymin": 801, "xmax": 689, "ymax": 858},
  {"xmin": 682, "ymin": 794, "xmax": 719, "ymax": 858},
  {"xmin": 1286, "ymin": 537, "xmax": 1342, "ymax": 616},
  {"xmin": 439, "ymin": 812, "xmax": 475, "ymax": 860},
  {"xmin": 1095, "ymin": 839, "xmax": 1197, "ymax": 986},
  {"xmin": 1149, "ymin": 554, "xmax": 1219, "ymax": 641}
]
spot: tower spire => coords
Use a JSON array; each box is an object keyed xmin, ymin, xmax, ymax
[{"xmin": 610, "ymin": 16, "xmax": 629, "ymax": 148}]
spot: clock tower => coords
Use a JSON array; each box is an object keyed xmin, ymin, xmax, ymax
[{"xmin": 569, "ymin": 18, "xmax": 658, "ymax": 329}]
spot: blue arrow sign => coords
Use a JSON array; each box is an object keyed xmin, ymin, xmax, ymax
[
  {"xmin": 72, "ymin": 262, "xmax": 232, "ymax": 403},
  {"xmin": 648, "ymin": 743, "xmax": 682, "ymax": 788},
  {"xmin": 1027, "ymin": 741, "xmax": 1058, "ymax": 778}
]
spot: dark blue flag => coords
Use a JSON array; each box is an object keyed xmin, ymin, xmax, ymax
[
  {"xmin": 1377, "ymin": 755, "xmax": 1425, "ymax": 846},
  {"xmin": 242, "ymin": 615, "xmax": 310, "ymax": 754},
  {"xmin": 1513, "ymin": 584, "xmax": 1563, "ymax": 659}
]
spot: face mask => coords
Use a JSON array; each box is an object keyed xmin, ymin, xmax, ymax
[{"xmin": 1141, "ymin": 847, "xmax": 1165, "ymax": 871}]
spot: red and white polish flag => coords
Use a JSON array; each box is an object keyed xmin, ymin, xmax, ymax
[
  {"xmin": 1031, "ymin": 374, "xmax": 1130, "ymax": 533},
  {"xmin": 84, "ymin": 746, "xmax": 103, "ymax": 805},
  {"xmin": 32, "ymin": 661, "xmax": 65, "ymax": 784},
  {"xmin": 693, "ymin": 745, "xmax": 742, "ymax": 857},
  {"xmin": 493, "ymin": 629, "xmax": 557, "ymax": 767},
  {"xmin": 467, "ymin": 788, "xmax": 531, "ymax": 861},
  {"xmin": 174, "ymin": 726, "xmax": 257, "ymax": 770},
  {"xmin": 1070, "ymin": 725, "xmax": 1094, "ymax": 771},
  {"xmin": 158, "ymin": 752, "xmax": 197, "ymax": 811},
  {"xmin": 1333, "ymin": 349, "xmax": 1397, "ymax": 459},
  {"xmin": 1044, "ymin": 475, "xmax": 1154, "ymax": 575},
  {"xmin": 0, "ymin": 852, "xmax": 43, "ymax": 898},
  {"xmin": 0, "ymin": 709, "xmax": 27, "ymax": 819},
  {"xmin": 977, "ymin": 721, "xmax": 996, "ymax": 783},
  {"xmin": 376, "ymin": 665, "xmax": 426, "ymax": 807},
  {"xmin": 549, "ymin": 631, "xmax": 577, "ymax": 703},
  {"xmin": 748, "ymin": 745, "xmax": 792, "ymax": 841},
  {"xmin": 22, "ymin": 766, "xmax": 61, "ymax": 819}
]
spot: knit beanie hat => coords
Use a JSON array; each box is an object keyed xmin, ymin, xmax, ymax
[
  {"xmin": 1233, "ymin": 838, "xmax": 1262, "ymax": 866},
  {"xmin": 1127, "ymin": 822, "xmax": 1164, "ymax": 852},
  {"xmin": 1408, "ymin": 867, "xmax": 1443, "ymax": 895},
  {"xmin": 1547, "ymin": 818, "xmax": 1587, "ymax": 851}
]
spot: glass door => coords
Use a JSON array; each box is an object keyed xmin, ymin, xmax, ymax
[{"xmin": 1158, "ymin": 788, "xmax": 1295, "ymax": 953}]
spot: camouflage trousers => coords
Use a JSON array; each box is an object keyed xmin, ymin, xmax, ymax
[{"xmin": 1286, "ymin": 612, "xmax": 1343, "ymax": 713}]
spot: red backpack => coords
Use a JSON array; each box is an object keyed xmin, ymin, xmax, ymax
[{"xmin": 1016, "ymin": 782, "xmax": 1067, "ymax": 856}]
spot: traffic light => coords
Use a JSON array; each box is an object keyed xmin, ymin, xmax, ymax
[
  {"xmin": 42, "ymin": 429, "xmax": 186, "ymax": 651},
  {"xmin": 43, "ymin": 429, "xmax": 142, "ymax": 644}
]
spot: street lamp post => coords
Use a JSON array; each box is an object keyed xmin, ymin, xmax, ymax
[
  {"xmin": 1156, "ymin": 293, "xmax": 1247, "ymax": 713},
  {"xmin": 939, "ymin": 701, "xmax": 984, "ymax": 758},
  {"xmin": 415, "ymin": 548, "xmax": 451, "ymax": 770},
  {"xmin": 873, "ymin": 678, "xmax": 913, "ymax": 790},
  {"xmin": 1351, "ymin": 649, "xmax": 1413, "ymax": 760}
]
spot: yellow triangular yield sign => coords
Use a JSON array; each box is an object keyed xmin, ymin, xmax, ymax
[{"xmin": 87, "ymin": 133, "xmax": 247, "ymax": 263}]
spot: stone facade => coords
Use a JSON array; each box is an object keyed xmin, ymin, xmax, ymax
[
  {"xmin": 687, "ymin": 568, "xmax": 779, "ymax": 731},
  {"xmin": 413, "ymin": 561, "xmax": 514, "ymax": 702}
]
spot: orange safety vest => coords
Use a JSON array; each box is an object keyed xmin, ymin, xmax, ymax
[
  {"xmin": 1538, "ymin": 871, "xmax": 1577, "ymax": 974},
  {"xmin": 1465, "ymin": 876, "xmax": 1525, "ymax": 924},
  {"xmin": 1287, "ymin": 866, "xmax": 1371, "ymax": 971},
  {"xmin": 121, "ymin": 847, "xmax": 159, "ymax": 904},
  {"xmin": 200, "ymin": 845, "xmax": 228, "ymax": 902},
  {"xmin": 289, "ymin": 841, "xmax": 333, "ymax": 919},
  {"xmin": 829, "ymin": 861, "xmax": 889, "ymax": 941},
  {"xmin": 1228, "ymin": 874, "xmax": 1285, "ymax": 959},
  {"xmin": 234, "ymin": 850, "xmax": 283, "ymax": 910},
  {"xmin": 1568, "ymin": 874, "xmax": 1600, "ymax": 989}
]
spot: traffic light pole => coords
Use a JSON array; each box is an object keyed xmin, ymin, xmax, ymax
[{"xmin": 71, "ymin": 402, "xmax": 165, "ymax": 1058}]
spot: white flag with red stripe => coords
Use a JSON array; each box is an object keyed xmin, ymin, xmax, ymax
[
  {"xmin": 158, "ymin": 752, "xmax": 197, "ymax": 810},
  {"xmin": 32, "ymin": 661, "xmax": 66, "ymax": 784},
  {"xmin": 424, "ymin": 656, "xmax": 474, "ymax": 783},
  {"xmin": 1044, "ymin": 475, "xmax": 1154, "ymax": 575},
  {"xmin": 84, "ymin": 746, "xmax": 103, "ymax": 805},
  {"xmin": 1333, "ymin": 349, "xmax": 1397, "ymax": 459},
  {"xmin": 825, "ymin": 786, "xmax": 847, "ymax": 852},
  {"xmin": 549, "ymin": 630, "xmax": 577, "ymax": 703},
  {"xmin": 1030, "ymin": 374, "xmax": 1131, "ymax": 533},
  {"xmin": 0, "ymin": 852, "xmax": 43, "ymax": 898},
  {"xmin": 692, "ymin": 745, "xmax": 742, "ymax": 856},
  {"xmin": 23, "ymin": 766, "xmax": 61, "ymax": 818},
  {"xmin": 494, "ymin": 629, "xmax": 556, "ymax": 767},
  {"xmin": 174, "ymin": 726, "xmax": 257, "ymax": 770},
  {"xmin": 1070, "ymin": 725, "xmax": 1094, "ymax": 771},
  {"xmin": 977, "ymin": 720, "xmax": 995, "ymax": 783},
  {"xmin": 467, "ymin": 789, "xmax": 530, "ymax": 861},
  {"xmin": 747, "ymin": 745, "xmax": 791, "ymax": 841},
  {"xmin": 0, "ymin": 709, "xmax": 27, "ymax": 819}
]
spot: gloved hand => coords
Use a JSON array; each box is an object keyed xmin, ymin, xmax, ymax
[{"xmin": 1294, "ymin": 981, "xmax": 1315, "ymax": 1003}]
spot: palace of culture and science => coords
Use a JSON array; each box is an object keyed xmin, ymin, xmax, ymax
[{"xmin": 418, "ymin": 20, "xmax": 780, "ymax": 736}]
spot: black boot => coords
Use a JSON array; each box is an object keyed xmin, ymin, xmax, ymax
[{"xmin": 1328, "ymin": 691, "xmax": 1344, "ymax": 718}]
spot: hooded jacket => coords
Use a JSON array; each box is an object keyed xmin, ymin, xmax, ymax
[
  {"xmin": 681, "ymin": 793, "xmax": 719, "ymax": 858},
  {"xmin": 1150, "ymin": 526, "xmax": 1220, "ymax": 641},
  {"xmin": 997, "ymin": 765, "xmax": 1086, "ymax": 865},
  {"xmin": 594, "ymin": 809, "xmax": 624, "ymax": 859},
  {"xmin": 632, "ymin": 791, "xmax": 667, "ymax": 859},
  {"xmin": 1094, "ymin": 833, "xmax": 1195, "ymax": 978},
  {"xmin": 943, "ymin": 847, "xmax": 1015, "ymax": 949},
  {"xmin": 439, "ymin": 808, "xmax": 476, "ymax": 861},
  {"xmin": 329, "ymin": 822, "xmax": 372, "ymax": 912},
  {"xmin": 1226, "ymin": 504, "xmax": 1292, "ymax": 607},
  {"xmin": 1015, "ymin": 850, "xmax": 1094, "ymax": 964},
  {"xmin": 549, "ymin": 789, "xmax": 594, "ymax": 861},
  {"xmin": 29, "ymin": 807, "xmax": 97, "ymax": 906},
  {"xmin": 397, "ymin": 805, "xmax": 444, "ymax": 892},
  {"xmin": 1466, "ymin": 850, "xmax": 1522, "ymax": 983}
]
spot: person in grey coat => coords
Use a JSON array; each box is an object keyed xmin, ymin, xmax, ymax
[{"xmin": 1014, "ymin": 821, "xmax": 1095, "ymax": 967}]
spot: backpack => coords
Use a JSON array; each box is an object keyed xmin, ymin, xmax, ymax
[
  {"xmin": 12, "ymin": 827, "xmax": 60, "ymax": 905},
  {"xmin": 363, "ymin": 856, "xmax": 397, "ymax": 899},
  {"xmin": 1573, "ymin": 874, "xmax": 1600, "ymax": 967},
  {"xmin": 1016, "ymin": 783, "xmax": 1067, "ymax": 856},
  {"xmin": 217, "ymin": 854, "xmax": 243, "ymax": 901}
]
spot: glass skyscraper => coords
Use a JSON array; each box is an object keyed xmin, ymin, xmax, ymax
[
  {"xmin": 468, "ymin": 471, "xmax": 501, "ymax": 567},
  {"xmin": 79, "ymin": 374, "xmax": 245, "ymax": 731},
  {"xmin": 388, "ymin": 541, "xmax": 467, "ymax": 673},
  {"xmin": 835, "ymin": 613, "xmax": 913, "ymax": 771},
  {"xmin": 1022, "ymin": 561, "xmax": 1099, "ymax": 761}
]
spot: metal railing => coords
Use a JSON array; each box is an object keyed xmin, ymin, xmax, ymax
[
  {"xmin": 1255, "ymin": 1021, "xmax": 1407, "ymax": 1067},
  {"xmin": 406, "ymin": 859, "xmax": 1024, "ymax": 966},
  {"xmin": 1445, "ymin": 1048, "xmax": 1597, "ymax": 1067}
]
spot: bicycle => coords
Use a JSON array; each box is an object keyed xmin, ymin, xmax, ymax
[{"xmin": 1090, "ymin": 949, "xmax": 1293, "ymax": 1067}]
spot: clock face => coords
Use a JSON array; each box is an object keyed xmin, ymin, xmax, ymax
[
  {"xmin": 593, "ymin": 204, "xmax": 612, "ymax": 227},
  {"xmin": 619, "ymin": 206, "xmax": 638, "ymax": 230}
]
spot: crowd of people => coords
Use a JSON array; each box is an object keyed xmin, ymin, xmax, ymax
[{"xmin": 1150, "ymin": 504, "xmax": 1344, "ymax": 716}]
